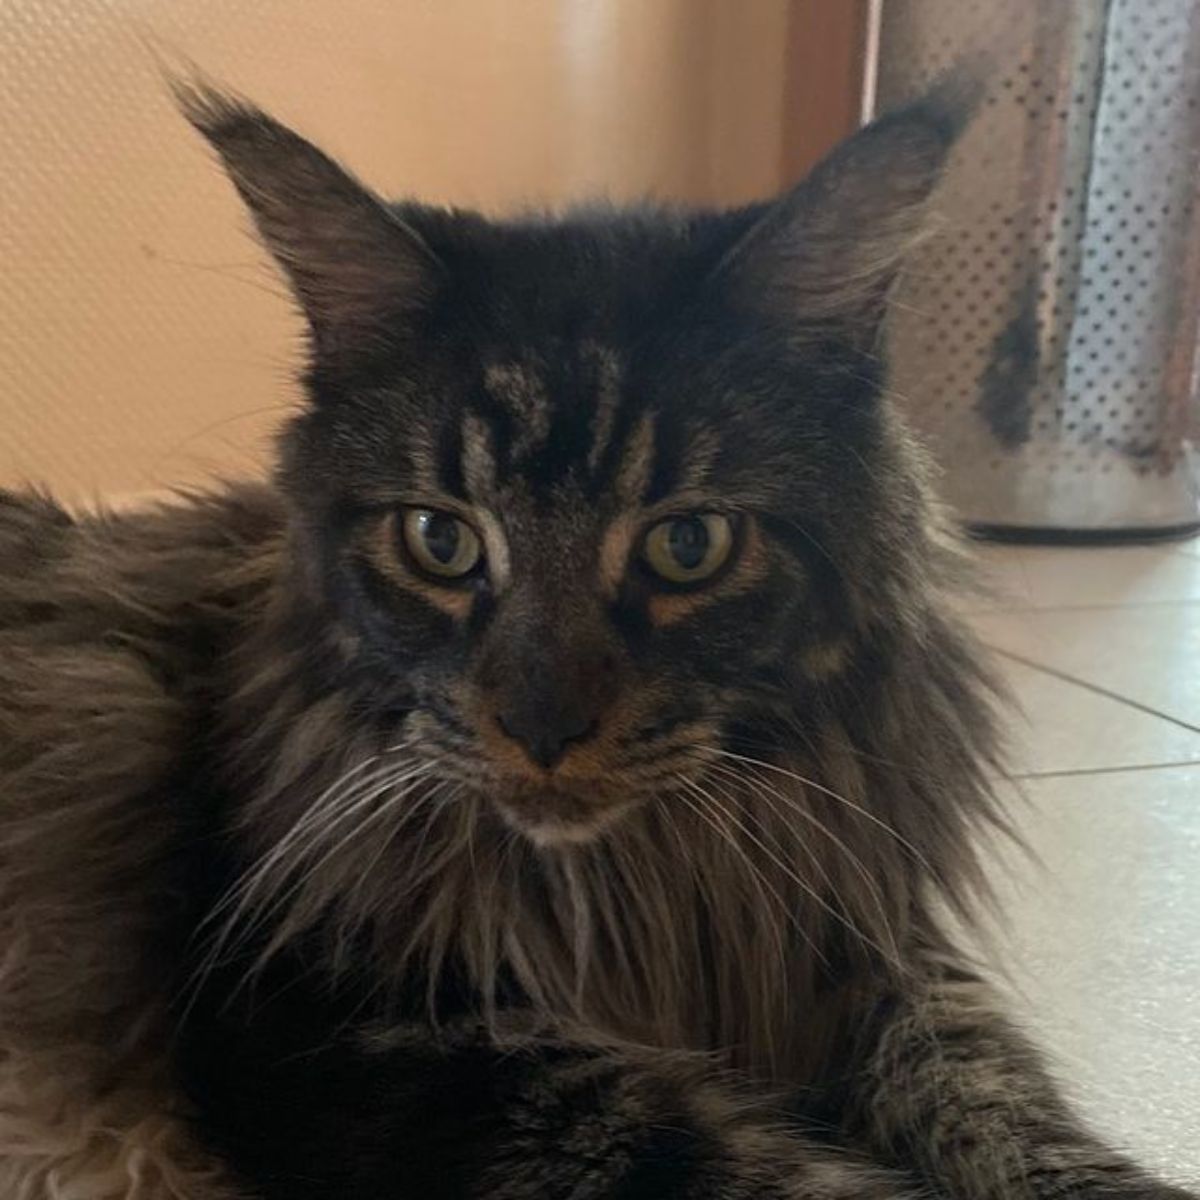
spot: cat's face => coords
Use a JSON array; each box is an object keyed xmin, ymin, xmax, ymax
[{"xmin": 184, "ymin": 84, "xmax": 965, "ymax": 843}]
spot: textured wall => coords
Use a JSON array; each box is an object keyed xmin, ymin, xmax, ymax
[{"xmin": 0, "ymin": 0, "xmax": 859, "ymax": 502}]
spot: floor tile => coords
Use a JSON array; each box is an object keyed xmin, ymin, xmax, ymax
[
  {"xmin": 970, "ymin": 606, "xmax": 1200, "ymax": 730},
  {"xmin": 963, "ymin": 542, "xmax": 1200, "ymax": 612},
  {"xmin": 978, "ymin": 766, "xmax": 1200, "ymax": 1183},
  {"xmin": 993, "ymin": 656, "xmax": 1200, "ymax": 776}
]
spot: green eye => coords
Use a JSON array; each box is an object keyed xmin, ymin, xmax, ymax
[
  {"xmin": 642, "ymin": 513, "xmax": 734, "ymax": 585},
  {"xmin": 400, "ymin": 508, "xmax": 483, "ymax": 579}
]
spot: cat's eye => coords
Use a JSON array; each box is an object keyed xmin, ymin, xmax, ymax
[
  {"xmin": 641, "ymin": 513, "xmax": 734, "ymax": 585},
  {"xmin": 399, "ymin": 508, "xmax": 483, "ymax": 579}
]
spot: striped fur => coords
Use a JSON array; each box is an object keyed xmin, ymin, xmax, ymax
[{"xmin": 0, "ymin": 82, "xmax": 1194, "ymax": 1200}]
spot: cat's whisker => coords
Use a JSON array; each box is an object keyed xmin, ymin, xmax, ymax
[
  {"xmin": 291, "ymin": 771, "xmax": 448, "ymax": 911},
  {"xmin": 182, "ymin": 757, "xmax": 432, "ymax": 1010},
  {"xmin": 705, "ymin": 747, "xmax": 935, "ymax": 875},
  {"xmin": 343, "ymin": 777, "xmax": 458, "ymax": 915},
  {"xmin": 213, "ymin": 770, "xmax": 446, "ymax": 1007},
  {"xmin": 695, "ymin": 756, "xmax": 903, "ymax": 966},
  {"xmin": 680, "ymin": 776, "xmax": 894, "ymax": 968},
  {"xmin": 674, "ymin": 778, "xmax": 820, "ymax": 967},
  {"xmin": 196, "ymin": 739, "xmax": 416, "ymax": 935},
  {"xmin": 249, "ymin": 778, "xmax": 446, "ymax": 979},
  {"xmin": 198, "ymin": 761, "xmax": 416, "ymax": 966},
  {"xmin": 696, "ymin": 761, "xmax": 838, "ymax": 894},
  {"xmin": 720, "ymin": 768, "xmax": 902, "ymax": 964},
  {"xmin": 397, "ymin": 784, "xmax": 462, "ymax": 894},
  {"xmin": 229, "ymin": 764, "xmax": 433, "ymax": 934},
  {"xmin": 274, "ymin": 756, "xmax": 432, "ymax": 882}
]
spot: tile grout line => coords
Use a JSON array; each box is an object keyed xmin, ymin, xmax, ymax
[
  {"xmin": 962, "ymin": 598, "xmax": 1200, "ymax": 615},
  {"xmin": 1010, "ymin": 759, "xmax": 1200, "ymax": 782},
  {"xmin": 982, "ymin": 645, "xmax": 1200, "ymax": 737}
]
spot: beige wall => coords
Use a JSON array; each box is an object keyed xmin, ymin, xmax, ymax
[{"xmin": 0, "ymin": 0, "xmax": 861, "ymax": 502}]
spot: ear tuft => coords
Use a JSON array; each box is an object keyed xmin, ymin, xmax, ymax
[
  {"xmin": 717, "ymin": 67, "xmax": 981, "ymax": 346},
  {"xmin": 170, "ymin": 76, "xmax": 262, "ymax": 145},
  {"xmin": 173, "ymin": 77, "xmax": 438, "ymax": 366}
]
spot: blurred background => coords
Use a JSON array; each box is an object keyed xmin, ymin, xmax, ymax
[{"xmin": 0, "ymin": 0, "xmax": 866, "ymax": 504}]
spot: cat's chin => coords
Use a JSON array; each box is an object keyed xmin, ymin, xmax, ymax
[{"xmin": 492, "ymin": 786, "xmax": 635, "ymax": 847}]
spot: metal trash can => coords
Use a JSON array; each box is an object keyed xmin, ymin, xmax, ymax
[{"xmin": 871, "ymin": 0, "xmax": 1200, "ymax": 539}]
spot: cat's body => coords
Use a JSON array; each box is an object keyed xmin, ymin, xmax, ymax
[{"xmin": 0, "ymin": 81, "xmax": 1194, "ymax": 1199}]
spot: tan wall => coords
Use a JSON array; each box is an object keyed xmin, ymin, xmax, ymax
[{"xmin": 0, "ymin": 0, "xmax": 863, "ymax": 503}]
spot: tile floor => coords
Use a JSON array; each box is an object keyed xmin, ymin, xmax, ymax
[{"xmin": 963, "ymin": 537, "xmax": 1200, "ymax": 1185}]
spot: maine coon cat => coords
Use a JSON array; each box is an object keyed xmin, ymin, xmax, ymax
[{"xmin": 0, "ymin": 77, "xmax": 1194, "ymax": 1200}]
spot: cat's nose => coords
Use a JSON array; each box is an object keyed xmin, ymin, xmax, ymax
[
  {"xmin": 482, "ymin": 622, "xmax": 621, "ymax": 770},
  {"xmin": 495, "ymin": 705, "xmax": 596, "ymax": 769}
]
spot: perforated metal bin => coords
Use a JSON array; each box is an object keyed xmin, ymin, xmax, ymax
[{"xmin": 870, "ymin": 0, "xmax": 1200, "ymax": 538}]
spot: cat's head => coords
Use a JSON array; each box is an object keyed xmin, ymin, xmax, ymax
[{"xmin": 183, "ymin": 82, "xmax": 971, "ymax": 846}]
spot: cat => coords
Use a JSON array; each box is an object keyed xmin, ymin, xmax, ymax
[{"xmin": 0, "ymin": 75, "xmax": 1194, "ymax": 1200}]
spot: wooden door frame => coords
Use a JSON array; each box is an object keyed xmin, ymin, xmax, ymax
[{"xmin": 779, "ymin": 0, "xmax": 874, "ymax": 184}]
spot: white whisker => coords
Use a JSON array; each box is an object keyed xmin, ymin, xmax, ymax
[
  {"xmin": 222, "ymin": 761, "xmax": 430, "ymax": 939},
  {"xmin": 197, "ymin": 739, "xmax": 415, "ymax": 935},
  {"xmin": 698, "ymin": 756, "xmax": 902, "ymax": 965},
  {"xmin": 181, "ymin": 752, "xmax": 433, "ymax": 1012},
  {"xmin": 706, "ymin": 747, "xmax": 934, "ymax": 874},
  {"xmin": 675, "ymin": 778, "xmax": 818, "ymax": 965},
  {"xmin": 681, "ymin": 775, "xmax": 893, "ymax": 965}
]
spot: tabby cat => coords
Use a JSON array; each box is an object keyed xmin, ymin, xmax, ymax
[{"xmin": 0, "ymin": 78, "xmax": 1193, "ymax": 1200}]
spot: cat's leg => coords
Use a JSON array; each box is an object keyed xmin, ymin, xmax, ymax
[
  {"xmin": 189, "ymin": 1014, "xmax": 918, "ymax": 1200},
  {"xmin": 840, "ymin": 954, "xmax": 1195, "ymax": 1200},
  {"xmin": 453, "ymin": 1035, "xmax": 911, "ymax": 1200},
  {"xmin": 471, "ymin": 1051, "xmax": 913, "ymax": 1199}
]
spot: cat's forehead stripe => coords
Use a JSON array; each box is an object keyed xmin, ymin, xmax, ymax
[
  {"xmin": 613, "ymin": 416, "xmax": 656, "ymax": 506},
  {"xmin": 584, "ymin": 343, "xmax": 623, "ymax": 472},
  {"xmin": 461, "ymin": 413, "xmax": 498, "ymax": 500},
  {"xmin": 483, "ymin": 364, "xmax": 550, "ymax": 459},
  {"xmin": 478, "ymin": 346, "xmax": 633, "ymax": 485}
]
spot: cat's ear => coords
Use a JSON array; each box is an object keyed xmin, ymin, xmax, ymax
[
  {"xmin": 176, "ymin": 83, "xmax": 438, "ymax": 363},
  {"xmin": 715, "ymin": 76, "xmax": 977, "ymax": 345}
]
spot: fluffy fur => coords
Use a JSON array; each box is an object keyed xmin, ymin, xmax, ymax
[{"xmin": 0, "ymin": 80, "xmax": 1195, "ymax": 1200}]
